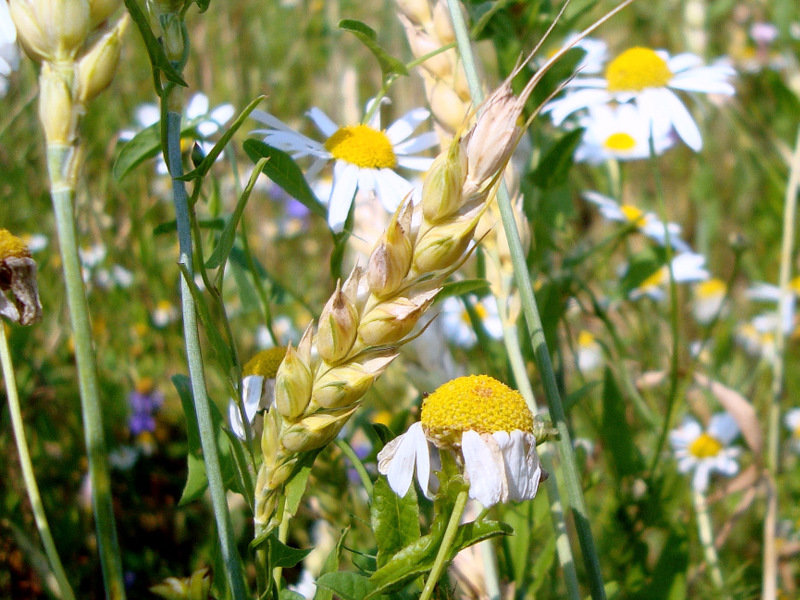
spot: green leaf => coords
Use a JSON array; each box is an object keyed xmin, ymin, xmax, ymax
[
  {"xmin": 620, "ymin": 247, "xmax": 665, "ymax": 297},
  {"xmin": 316, "ymin": 572, "xmax": 378, "ymax": 600},
  {"xmin": 313, "ymin": 527, "xmax": 350, "ymax": 600},
  {"xmin": 338, "ymin": 19, "xmax": 408, "ymax": 77},
  {"xmin": 221, "ymin": 427, "xmax": 255, "ymax": 510},
  {"xmin": 437, "ymin": 279, "xmax": 491, "ymax": 300},
  {"xmin": 600, "ymin": 367, "xmax": 644, "ymax": 478},
  {"xmin": 179, "ymin": 452, "xmax": 209, "ymax": 505},
  {"xmin": 371, "ymin": 478, "xmax": 420, "ymax": 568},
  {"xmin": 181, "ymin": 95, "xmax": 266, "ymax": 181},
  {"xmin": 113, "ymin": 123, "xmax": 161, "ymax": 180},
  {"xmin": 531, "ymin": 128, "xmax": 584, "ymax": 190},
  {"xmin": 205, "ymin": 157, "xmax": 268, "ymax": 269},
  {"xmin": 173, "ymin": 374, "xmax": 201, "ymax": 451},
  {"xmin": 153, "ymin": 217, "xmax": 225, "ymax": 235},
  {"xmin": 192, "ymin": 0, "xmax": 210, "ymax": 12},
  {"xmin": 528, "ymin": 531, "xmax": 556, "ymax": 595},
  {"xmin": 122, "ymin": 0, "xmax": 187, "ymax": 88},
  {"xmin": 269, "ymin": 535, "xmax": 313, "ymax": 569},
  {"xmin": 285, "ymin": 450, "xmax": 321, "ymax": 516},
  {"xmin": 280, "ymin": 591, "xmax": 305, "ymax": 600},
  {"xmin": 228, "ymin": 258, "xmax": 261, "ymax": 314},
  {"xmin": 243, "ymin": 140, "xmax": 327, "ymax": 219}
]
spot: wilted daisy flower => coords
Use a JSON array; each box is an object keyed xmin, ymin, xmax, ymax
[
  {"xmin": 785, "ymin": 409, "xmax": 800, "ymax": 453},
  {"xmin": 0, "ymin": 228, "xmax": 42, "ymax": 325},
  {"xmin": 544, "ymin": 43, "xmax": 735, "ymax": 151},
  {"xmin": 378, "ymin": 375, "xmax": 544, "ymax": 507},
  {"xmin": 0, "ymin": 1, "xmax": 19, "ymax": 97},
  {"xmin": 251, "ymin": 101, "xmax": 438, "ymax": 231},
  {"xmin": 629, "ymin": 252, "xmax": 709, "ymax": 301},
  {"xmin": 583, "ymin": 191, "xmax": 691, "ymax": 251},
  {"xmin": 692, "ymin": 278, "xmax": 728, "ymax": 324},
  {"xmin": 576, "ymin": 330, "xmax": 603, "ymax": 372},
  {"xmin": 440, "ymin": 295, "xmax": 503, "ymax": 348},
  {"xmin": 575, "ymin": 103, "xmax": 675, "ymax": 163},
  {"xmin": 228, "ymin": 347, "xmax": 286, "ymax": 440},
  {"xmin": 670, "ymin": 412, "xmax": 741, "ymax": 492}
]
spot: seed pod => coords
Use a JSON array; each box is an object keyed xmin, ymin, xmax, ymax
[
  {"xmin": 421, "ymin": 136, "xmax": 467, "ymax": 223},
  {"xmin": 367, "ymin": 201, "xmax": 413, "ymax": 298},
  {"xmin": 281, "ymin": 407, "xmax": 358, "ymax": 453},
  {"xmin": 358, "ymin": 288, "xmax": 439, "ymax": 346},
  {"xmin": 273, "ymin": 327, "xmax": 313, "ymax": 421},
  {"xmin": 76, "ymin": 15, "xmax": 127, "ymax": 104},
  {"xmin": 311, "ymin": 354, "xmax": 397, "ymax": 410},
  {"xmin": 413, "ymin": 206, "xmax": 485, "ymax": 274},
  {"xmin": 316, "ymin": 280, "xmax": 359, "ymax": 364}
]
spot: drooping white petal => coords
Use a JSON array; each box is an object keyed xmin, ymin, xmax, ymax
[
  {"xmin": 306, "ymin": 107, "xmax": 339, "ymax": 138},
  {"xmin": 385, "ymin": 107, "xmax": 431, "ymax": 143},
  {"xmin": 328, "ymin": 161, "xmax": 359, "ymax": 231},
  {"xmin": 462, "ymin": 430, "xmax": 506, "ymax": 507},
  {"xmin": 377, "ymin": 423, "xmax": 431, "ymax": 498},
  {"xmin": 186, "ymin": 93, "xmax": 210, "ymax": 120},
  {"xmin": 659, "ymin": 89, "xmax": 703, "ymax": 152},
  {"xmin": 494, "ymin": 430, "xmax": 542, "ymax": 501}
]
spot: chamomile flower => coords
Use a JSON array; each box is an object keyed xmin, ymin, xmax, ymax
[
  {"xmin": 544, "ymin": 43, "xmax": 735, "ymax": 151},
  {"xmin": 227, "ymin": 347, "xmax": 286, "ymax": 439},
  {"xmin": 583, "ymin": 191, "xmax": 691, "ymax": 251},
  {"xmin": 250, "ymin": 101, "xmax": 438, "ymax": 231},
  {"xmin": 692, "ymin": 278, "xmax": 728, "ymax": 324},
  {"xmin": 746, "ymin": 276, "xmax": 800, "ymax": 334},
  {"xmin": 628, "ymin": 252, "xmax": 709, "ymax": 301},
  {"xmin": 574, "ymin": 103, "xmax": 675, "ymax": 163},
  {"xmin": 669, "ymin": 412, "xmax": 741, "ymax": 492},
  {"xmin": 576, "ymin": 330, "xmax": 603, "ymax": 372},
  {"xmin": 0, "ymin": 0, "xmax": 19, "ymax": 97},
  {"xmin": 152, "ymin": 299, "xmax": 178, "ymax": 328},
  {"xmin": 378, "ymin": 375, "xmax": 544, "ymax": 507},
  {"xmin": 735, "ymin": 314, "xmax": 779, "ymax": 363},
  {"xmin": 784, "ymin": 408, "xmax": 800, "ymax": 453},
  {"xmin": 440, "ymin": 295, "xmax": 503, "ymax": 348}
]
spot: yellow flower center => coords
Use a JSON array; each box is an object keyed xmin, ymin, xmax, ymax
[
  {"xmin": 688, "ymin": 432, "xmax": 723, "ymax": 458},
  {"xmin": 421, "ymin": 375, "xmax": 534, "ymax": 446},
  {"xmin": 243, "ymin": 346, "xmax": 288, "ymax": 379},
  {"xmin": 620, "ymin": 204, "xmax": 645, "ymax": 226},
  {"xmin": 324, "ymin": 125, "xmax": 397, "ymax": 169},
  {"xmin": 696, "ymin": 278, "xmax": 726, "ymax": 299},
  {"xmin": 604, "ymin": 132, "xmax": 637, "ymax": 151},
  {"xmin": 639, "ymin": 267, "xmax": 666, "ymax": 291},
  {"xmin": 460, "ymin": 302, "xmax": 488, "ymax": 325},
  {"xmin": 578, "ymin": 330, "xmax": 595, "ymax": 348},
  {"xmin": 790, "ymin": 276, "xmax": 800, "ymax": 295},
  {"xmin": 0, "ymin": 229, "xmax": 31, "ymax": 260},
  {"xmin": 605, "ymin": 47, "xmax": 673, "ymax": 92}
]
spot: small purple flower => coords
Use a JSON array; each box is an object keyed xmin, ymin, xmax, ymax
[{"xmin": 127, "ymin": 382, "xmax": 163, "ymax": 436}]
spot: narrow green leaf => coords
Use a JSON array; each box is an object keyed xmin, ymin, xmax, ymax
[
  {"xmin": 243, "ymin": 140, "xmax": 327, "ymax": 219},
  {"xmin": 179, "ymin": 452, "xmax": 209, "ymax": 505},
  {"xmin": 269, "ymin": 535, "xmax": 313, "ymax": 569},
  {"xmin": 122, "ymin": 0, "xmax": 187, "ymax": 87},
  {"xmin": 228, "ymin": 258, "xmax": 261, "ymax": 314},
  {"xmin": 437, "ymin": 279, "xmax": 491, "ymax": 300},
  {"xmin": 531, "ymin": 128, "xmax": 584, "ymax": 190},
  {"xmin": 313, "ymin": 527, "xmax": 350, "ymax": 600},
  {"xmin": 316, "ymin": 572, "xmax": 378, "ymax": 600},
  {"xmin": 338, "ymin": 19, "xmax": 408, "ymax": 77},
  {"xmin": 371, "ymin": 478, "xmax": 420, "ymax": 568},
  {"xmin": 285, "ymin": 450, "xmax": 321, "ymax": 516},
  {"xmin": 205, "ymin": 157, "xmax": 268, "ymax": 269},
  {"xmin": 113, "ymin": 123, "xmax": 161, "ymax": 180},
  {"xmin": 173, "ymin": 374, "xmax": 201, "ymax": 451},
  {"xmin": 221, "ymin": 428, "xmax": 255, "ymax": 510},
  {"xmin": 153, "ymin": 217, "xmax": 225, "ymax": 235},
  {"xmin": 601, "ymin": 367, "xmax": 644, "ymax": 478}
]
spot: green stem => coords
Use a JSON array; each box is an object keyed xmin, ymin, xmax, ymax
[
  {"xmin": 48, "ymin": 145, "xmax": 126, "ymax": 600},
  {"xmin": 763, "ymin": 124, "xmax": 800, "ymax": 600},
  {"xmin": 1, "ymin": 326, "xmax": 76, "ymax": 600},
  {"xmin": 446, "ymin": 2, "xmax": 606, "ymax": 597},
  {"xmin": 693, "ymin": 490, "xmax": 725, "ymax": 594},
  {"xmin": 336, "ymin": 439, "xmax": 373, "ymax": 496},
  {"xmin": 165, "ymin": 110, "xmax": 248, "ymax": 600},
  {"xmin": 419, "ymin": 488, "xmax": 469, "ymax": 600}
]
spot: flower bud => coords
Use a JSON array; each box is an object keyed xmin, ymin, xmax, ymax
[
  {"xmin": 422, "ymin": 135, "xmax": 467, "ymax": 222},
  {"xmin": 395, "ymin": 0, "xmax": 431, "ymax": 25},
  {"xmin": 316, "ymin": 280, "xmax": 359, "ymax": 364},
  {"xmin": 76, "ymin": 15, "xmax": 128, "ymax": 104},
  {"xmin": 28, "ymin": 0, "xmax": 91, "ymax": 60},
  {"xmin": 281, "ymin": 407, "xmax": 358, "ymax": 453},
  {"xmin": 38, "ymin": 63, "xmax": 74, "ymax": 145},
  {"xmin": 367, "ymin": 201, "xmax": 413, "ymax": 298},
  {"xmin": 311, "ymin": 354, "xmax": 397, "ymax": 410},
  {"xmin": 0, "ymin": 229, "xmax": 42, "ymax": 326},
  {"xmin": 9, "ymin": 0, "xmax": 48, "ymax": 61},
  {"xmin": 274, "ymin": 330, "xmax": 313, "ymax": 421},
  {"xmin": 358, "ymin": 288, "xmax": 439, "ymax": 346},
  {"xmin": 413, "ymin": 206, "xmax": 485, "ymax": 274}
]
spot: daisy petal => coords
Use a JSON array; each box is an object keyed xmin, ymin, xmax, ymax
[
  {"xmin": 328, "ymin": 161, "xmax": 359, "ymax": 231},
  {"xmin": 306, "ymin": 107, "xmax": 339, "ymax": 137},
  {"xmin": 186, "ymin": 93, "xmax": 209, "ymax": 119},
  {"xmin": 462, "ymin": 431, "xmax": 505, "ymax": 507},
  {"xmin": 375, "ymin": 168, "xmax": 412, "ymax": 213},
  {"xmin": 394, "ymin": 131, "xmax": 439, "ymax": 156},
  {"xmin": 385, "ymin": 107, "xmax": 431, "ymax": 143}
]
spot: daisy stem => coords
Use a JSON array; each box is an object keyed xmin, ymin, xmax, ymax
[
  {"xmin": 763, "ymin": 124, "xmax": 800, "ymax": 600},
  {"xmin": 47, "ymin": 144, "xmax": 126, "ymax": 600},
  {"xmin": 447, "ymin": 2, "xmax": 606, "ymax": 598},
  {"xmin": 1, "ymin": 325, "xmax": 76, "ymax": 600},
  {"xmin": 419, "ymin": 488, "xmax": 469, "ymax": 600},
  {"xmin": 165, "ymin": 107, "xmax": 248, "ymax": 600},
  {"xmin": 693, "ymin": 490, "xmax": 725, "ymax": 593}
]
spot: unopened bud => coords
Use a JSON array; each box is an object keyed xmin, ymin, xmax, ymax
[
  {"xmin": 38, "ymin": 63, "xmax": 74, "ymax": 145},
  {"xmin": 317, "ymin": 280, "xmax": 359, "ymax": 363},
  {"xmin": 16, "ymin": 0, "xmax": 92, "ymax": 61},
  {"xmin": 367, "ymin": 201, "xmax": 413, "ymax": 297},
  {"xmin": 311, "ymin": 354, "xmax": 396, "ymax": 410},
  {"xmin": 76, "ymin": 15, "xmax": 128, "ymax": 104},
  {"xmin": 281, "ymin": 407, "xmax": 358, "ymax": 453},
  {"xmin": 395, "ymin": 0, "xmax": 431, "ymax": 25},
  {"xmin": 358, "ymin": 288, "xmax": 439, "ymax": 346},
  {"xmin": 9, "ymin": 0, "xmax": 48, "ymax": 61},
  {"xmin": 422, "ymin": 136, "xmax": 467, "ymax": 222},
  {"xmin": 274, "ymin": 339, "xmax": 312, "ymax": 421},
  {"xmin": 413, "ymin": 206, "xmax": 485, "ymax": 274}
]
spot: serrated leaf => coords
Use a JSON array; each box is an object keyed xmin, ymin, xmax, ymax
[
  {"xmin": 338, "ymin": 19, "xmax": 408, "ymax": 77},
  {"xmin": 371, "ymin": 478, "xmax": 420, "ymax": 568},
  {"xmin": 122, "ymin": 0, "xmax": 187, "ymax": 88},
  {"xmin": 316, "ymin": 572, "xmax": 378, "ymax": 600},
  {"xmin": 269, "ymin": 535, "xmax": 313, "ymax": 569},
  {"xmin": 531, "ymin": 128, "xmax": 584, "ymax": 190},
  {"xmin": 243, "ymin": 140, "xmax": 327, "ymax": 219},
  {"xmin": 437, "ymin": 279, "xmax": 491, "ymax": 300}
]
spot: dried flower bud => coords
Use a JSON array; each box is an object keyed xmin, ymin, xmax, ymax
[
  {"xmin": 281, "ymin": 407, "xmax": 358, "ymax": 453},
  {"xmin": 422, "ymin": 135, "xmax": 467, "ymax": 222},
  {"xmin": 0, "ymin": 229, "xmax": 42, "ymax": 326},
  {"xmin": 274, "ymin": 337, "xmax": 313, "ymax": 422},
  {"xmin": 358, "ymin": 288, "xmax": 439, "ymax": 346},
  {"xmin": 317, "ymin": 280, "xmax": 359, "ymax": 364},
  {"xmin": 367, "ymin": 201, "xmax": 413, "ymax": 297},
  {"xmin": 413, "ymin": 206, "xmax": 486, "ymax": 274},
  {"xmin": 38, "ymin": 63, "xmax": 74, "ymax": 145},
  {"xmin": 76, "ymin": 15, "xmax": 127, "ymax": 104},
  {"xmin": 311, "ymin": 354, "xmax": 397, "ymax": 410}
]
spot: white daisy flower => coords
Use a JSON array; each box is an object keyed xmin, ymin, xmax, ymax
[
  {"xmin": 628, "ymin": 252, "xmax": 710, "ymax": 301},
  {"xmin": 152, "ymin": 299, "xmax": 178, "ymax": 328},
  {"xmin": 576, "ymin": 330, "xmax": 603, "ymax": 372},
  {"xmin": 574, "ymin": 103, "xmax": 675, "ymax": 163},
  {"xmin": 746, "ymin": 276, "xmax": 800, "ymax": 334},
  {"xmin": 735, "ymin": 314, "xmax": 778, "ymax": 363},
  {"xmin": 583, "ymin": 191, "xmax": 691, "ymax": 251},
  {"xmin": 692, "ymin": 278, "xmax": 728, "ymax": 324},
  {"xmin": 0, "ymin": 1, "xmax": 19, "ymax": 98},
  {"xmin": 440, "ymin": 295, "xmax": 503, "ymax": 348},
  {"xmin": 378, "ymin": 375, "xmax": 544, "ymax": 507},
  {"xmin": 669, "ymin": 413, "xmax": 741, "ymax": 492},
  {"xmin": 251, "ymin": 100, "xmax": 438, "ymax": 231},
  {"xmin": 544, "ymin": 43, "xmax": 735, "ymax": 151},
  {"xmin": 227, "ymin": 347, "xmax": 285, "ymax": 439},
  {"xmin": 784, "ymin": 408, "xmax": 800, "ymax": 453}
]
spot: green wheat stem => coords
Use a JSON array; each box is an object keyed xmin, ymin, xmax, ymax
[
  {"xmin": 1, "ymin": 325, "xmax": 76, "ymax": 600},
  {"xmin": 693, "ymin": 490, "xmax": 726, "ymax": 594},
  {"xmin": 336, "ymin": 439, "xmax": 374, "ymax": 496},
  {"xmin": 47, "ymin": 145, "xmax": 126, "ymax": 600},
  {"xmin": 446, "ymin": 2, "xmax": 606, "ymax": 597},
  {"xmin": 165, "ymin": 110, "xmax": 248, "ymax": 600},
  {"xmin": 763, "ymin": 124, "xmax": 800, "ymax": 600},
  {"xmin": 419, "ymin": 488, "xmax": 469, "ymax": 600}
]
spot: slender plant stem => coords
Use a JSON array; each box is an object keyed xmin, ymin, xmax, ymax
[
  {"xmin": 336, "ymin": 439, "xmax": 373, "ymax": 496},
  {"xmin": 763, "ymin": 124, "xmax": 800, "ymax": 600},
  {"xmin": 446, "ymin": 2, "xmax": 606, "ymax": 597},
  {"xmin": 165, "ymin": 110, "xmax": 248, "ymax": 600},
  {"xmin": 693, "ymin": 491, "xmax": 725, "ymax": 594},
  {"xmin": 419, "ymin": 488, "xmax": 469, "ymax": 600},
  {"xmin": 48, "ymin": 145, "xmax": 126, "ymax": 600},
  {"xmin": 1, "ymin": 325, "xmax": 76, "ymax": 600}
]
